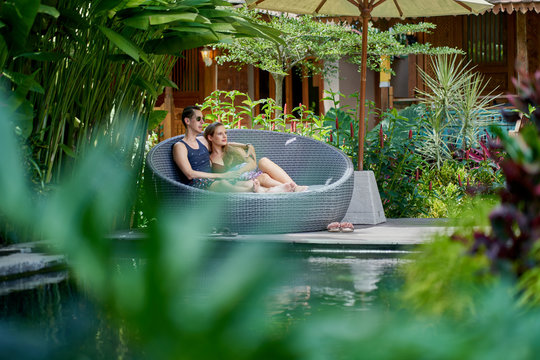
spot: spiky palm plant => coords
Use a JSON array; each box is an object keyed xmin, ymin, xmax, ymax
[{"xmin": 416, "ymin": 54, "xmax": 498, "ymax": 169}]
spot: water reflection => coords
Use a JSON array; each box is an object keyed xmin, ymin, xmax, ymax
[
  {"xmin": 0, "ymin": 249, "xmax": 406, "ymax": 357},
  {"xmin": 271, "ymin": 252, "xmax": 406, "ymax": 318}
]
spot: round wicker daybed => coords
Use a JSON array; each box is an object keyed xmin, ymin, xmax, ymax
[{"xmin": 145, "ymin": 129, "xmax": 354, "ymax": 234}]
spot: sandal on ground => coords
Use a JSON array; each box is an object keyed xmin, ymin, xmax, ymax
[
  {"xmin": 327, "ymin": 222, "xmax": 341, "ymax": 232},
  {"xmin": 340, "ymin": 222, "xmax": 354, "ymax": 232}
]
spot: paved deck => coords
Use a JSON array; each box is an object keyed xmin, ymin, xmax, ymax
[{"xmin": 208, "ymin": 218, "xmax": 452, "ymax": 250}]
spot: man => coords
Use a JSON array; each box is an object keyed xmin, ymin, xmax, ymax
[{"xmin": 172, "ymin": 106, "xmax": 256, "ymax": 192}]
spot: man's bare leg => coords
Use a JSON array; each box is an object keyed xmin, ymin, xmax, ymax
[{"xmin": 210, "ymin": 180, "xmax": 254, "ymax": 193}]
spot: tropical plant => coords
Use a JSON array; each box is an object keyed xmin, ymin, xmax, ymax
[
  {"xmin": 363, "ymin": 107, "xmax": 427, "ymax": 217},
  {"xmin": 198, "ymin": 89, "xmax": 332, "ymax": 140},
  {"xmin": 321, "ymin": 89, "xmax": 378, "ymax": 169},
  {"xmin": 0, "ymin": 0, "xmax": 283, "ymax": 188},
  {"xmin": 416, "ymin": 54, "xmax": 499, "ymax": 169},
  {"xmin": 216, "ymin": 10, "xmax": 459, "ymax": 116}
]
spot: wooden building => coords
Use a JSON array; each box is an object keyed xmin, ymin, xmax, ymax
[{"xmin": 157, "ymin": 0, "xmax": 540, "ymax": 138}]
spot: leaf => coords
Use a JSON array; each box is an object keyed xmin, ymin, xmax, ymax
[
  {"xmin": 92, "ymin": 0, "xmax": 126, "ymax": 15},
  {"xmin": 131, "ymin": 75, "xmax": 157, "ymax": 98},
  {"xmin": 122, "ymin": 15, "xmax": 150, "ymax": 30},
  {"xmin": 0, "ymin": 0, "xmax": 40, "ymax": 52},
  {"xmin": 60, "ymin": 144, "xmax": 77, "ymax": 158},
  {"xmin": 12, "ymin": 101, "xmax": 34, "ymax": 139},
  {"xmin": 15, "ymin": 51, "xmax": 68, "ymax": 61},
  {"xmin": 148, "ymin": 110, "xmax": 168, "ymax": 130},
  {"xmin": 38, "ymin": 4, "xmax": 60, "ymax": 18},
  {"xmin": 0, "ymin": 35, "xmax": 7, "ymax": 69},
  {"xmin": 148, "ymin": 12, "xmax": 199, "ymax": 25},
  {"xmin": 144, "ymin": 33, "xmax": 220, "ymax": 54},
  {"xmin": 3, "ymin": 70, "xmax": 44, "ymax": 94},
  {"xmin": 158, "ymin": 76, "xmax": 179, "ymax": 90},
  {"xmin": 98, "ymin": 26, "xmax": 140, "ymax": 62}
]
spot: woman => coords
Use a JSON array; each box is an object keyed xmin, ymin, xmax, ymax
[{"xmin": 203, "ymin": 122, "xmax": 308, "ymax": 193}]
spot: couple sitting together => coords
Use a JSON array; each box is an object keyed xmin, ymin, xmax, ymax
[{"xmin": 173, "ymin": 106, "xmax": 307, "ymax": 193}]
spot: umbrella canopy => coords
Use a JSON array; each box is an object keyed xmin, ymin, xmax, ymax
[
  {"xmin": 246, "ymin": 0, "xmax": 493, "ymax": 170},
  {"xmin": 246, "ymin": 0, "xmax": 493, "ymax": 19}
]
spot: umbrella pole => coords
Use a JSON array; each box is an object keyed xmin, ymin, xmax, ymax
[{"xmin": 357, "ymin": 4, "xmax": 370, "ymax": 171}]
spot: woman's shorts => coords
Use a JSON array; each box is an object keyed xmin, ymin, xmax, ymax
[
  {"xmin": 228, "ymin": 163, "xmax": 262, "ymax": 183},
  {"xmin": 238, "ymin": 170, "xmax": 263, "ymax": 181}
]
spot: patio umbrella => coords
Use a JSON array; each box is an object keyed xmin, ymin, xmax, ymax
[{"xmin": 246, "ymin": 0, "xmax": 493, "ymax": 170}]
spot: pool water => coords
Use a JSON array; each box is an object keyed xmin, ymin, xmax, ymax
[{"xmin": 0, "ymin": 248, "xmax": 408, "ymax": 358}]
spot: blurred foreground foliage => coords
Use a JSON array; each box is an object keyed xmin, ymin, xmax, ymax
[{"xmin": 3, "ymin": 105, "xmax": 540, "ymax": 359}]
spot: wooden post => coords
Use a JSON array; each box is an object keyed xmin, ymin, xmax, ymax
[
  {"xmin": 161, "ymin": 86, "xmax": 176, "ymax": 139},
  {"xmin": 357, "ymin": 1, "xmax": 370, "ymax": 171},
  {"xmin": 407, "ymin": 54, "xmax": 417, "ymax": 98},
  {"xmin": 379, "ymin": 55, "xmax": 391, "ymax": 118},
  {"xmin": 516, "ymin": 12, "xmax": 528, "ymax": 78}
]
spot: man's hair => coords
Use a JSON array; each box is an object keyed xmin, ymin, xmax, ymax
[{"xmin": 181, "ymin": 105, "xmax": 201, "ymax": 126}]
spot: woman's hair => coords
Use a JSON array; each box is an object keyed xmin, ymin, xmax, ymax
[
  {"xmin": 204, "ymin": 122, "xmax": 246, "ymax": 170},
  {"xmin": 203, "ymin": 122, "xmax": 224, "ymax": 153}
]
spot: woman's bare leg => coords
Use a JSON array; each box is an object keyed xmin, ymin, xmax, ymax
[
  {"xmin": 258, "ymin": 157, "xmax": 308, "ymax": 192},
  {"xmin": 256, "ymin": 173, "xmax": 284, "ymax": 188},
  {"xmin": 258, "ymin": 157, "xmax": 294, "ymax": 184}
]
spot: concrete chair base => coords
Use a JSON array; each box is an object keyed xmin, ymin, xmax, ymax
[{"xmin": 342, "ymin": 171, "xmax": 386, "ymax": 225}]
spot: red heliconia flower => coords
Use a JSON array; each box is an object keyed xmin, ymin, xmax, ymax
[
  {"xmin": 408, "ymin": 129, "xmax": 413, "ymax": 139},
  {"xmin": 329, "ymin": 133, "xmax": 333, "ymax": 142},
  {"xmin": 379, "ymin": 124, "xmax": 384, "ymax": 149},
  {"xmin": 350, "ymin": 122, "xmax": 354, "ymax": 137},
  {"xmin": 335, "ymin": 118, "xmax": 339, "ymax": 130},
  {"xmin": 271, "ymin": 122, "xmax": 275, "ymax": 131},
  {"xmin": 237, "ymin": 120, "xmax": 241, "ymax": 129},
  {"xmin": 429, "ymin": 181, "xmax": 432, "ymax": 191},
  {"xmin": 458, "ymin": 174, "xmax": 462, "ymax": 186}
]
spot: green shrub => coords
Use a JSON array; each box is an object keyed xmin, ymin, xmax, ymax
[
  {"xmin": 401, "ymin": 234, "xmax": 493, "ymax": 317},
  {"xmin": 199, "ymin": 90, "xmax": 332, "ymax": 141}
]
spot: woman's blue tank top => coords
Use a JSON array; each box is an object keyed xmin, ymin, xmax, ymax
[{"xmin": 178, "ymin": 138, "xmax": 212, "ymax": 184}]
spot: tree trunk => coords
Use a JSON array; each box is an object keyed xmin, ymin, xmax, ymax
[{"xmin": 271, "ymin": 73, "xmax": 285, "ymax": 118}]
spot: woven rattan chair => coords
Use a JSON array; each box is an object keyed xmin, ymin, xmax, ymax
[{"xmin": 145, "ymin": 129, "xmax": 354, "ymax": 234}]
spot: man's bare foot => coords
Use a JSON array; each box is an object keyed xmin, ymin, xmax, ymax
[{"xmin": 266, "ymin": 182, "xmax": 295, "ymax": 193}]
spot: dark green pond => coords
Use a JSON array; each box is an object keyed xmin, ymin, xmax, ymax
[{"xmin": 0, "ymin": 247, "xmax": 407, "ymax": 359}]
